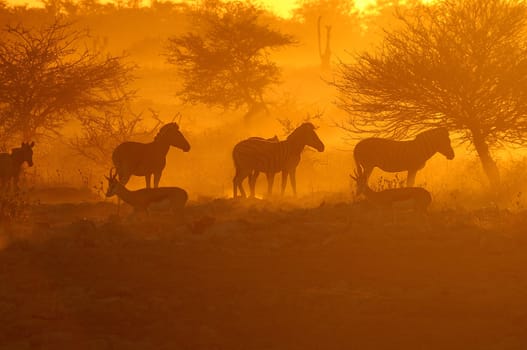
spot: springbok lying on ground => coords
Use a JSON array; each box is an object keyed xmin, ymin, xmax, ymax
[
  {"xmin": 105, "ymin": 168, "xmax": 188, "ymax": 215},
  {"xmin": 350, "ymin": 171, "xmax": 431, "ymax": 223},
  {"xmin": 0, "ymin": 142, "xmax": 34, "ymax": 190}
]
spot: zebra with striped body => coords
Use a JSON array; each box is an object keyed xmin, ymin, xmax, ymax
[
  {"xmin": 232, "ymin": 123, "xmax": 324, "ymax": 198},
  {"xmin": 245, "ymin": 135, "xmax": 278, "ymax": 198},
  {"xmin": 112, "ymin": 122, "xmax": 190, "ymax": 188},
  {"xmin": 0, "ymin": 142, "xmax": 34, "ymax": 190},
  {"xmin": 354, "ymin": 127, "xmax": 454, "ymax": 187}
]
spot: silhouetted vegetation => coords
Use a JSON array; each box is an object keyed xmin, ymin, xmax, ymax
[
  {"xmin": 0, "ymin": 20, "xmax": 135, "ymax": 141},
  {"xmin": 334, "ymin": 0, "xmax": 527, "ymax": 189},
  {"xmin": 165, "ymin": 0, "xmax": 296, "ymax": 121},
  {"xmin": 69, "ymin": 107, "xmax": 161, "ymax": 167}
]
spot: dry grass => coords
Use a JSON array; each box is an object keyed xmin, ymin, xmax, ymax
[{"xmin": 0, "ymin": 191, "xmax": 526, "ymax": 349}]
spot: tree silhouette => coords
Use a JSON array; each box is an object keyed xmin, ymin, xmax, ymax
[
  {"xmin": 165, "ymin": 0, "xmax": 295, "ymax": 121},
  {"xmin": 0, "ymin": 20, "xmax": 134, "ymax": 141},
  {"xmin": 70, "ymin": 107, "xmax": 161, "ymax": 167},
  {"xmin": 333, "ymin": 0, "xmax": 527, "ymax": 188}
]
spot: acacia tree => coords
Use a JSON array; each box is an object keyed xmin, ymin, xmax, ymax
[
  {"xmin": 165, "ymin": 0, "xmax": 295, "ymax": 121},
  {"xmin": 0, "ymin": 20, "xmax": 134, "ymax": 141},
  {"xmin": 333, "ymin": 0, "xmax": 527, "ymax": 188}
]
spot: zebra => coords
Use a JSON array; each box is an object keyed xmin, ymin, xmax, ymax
[
  {"xmin": 353, "ymin": 127, "xmax": 455, "ymax": 187},
  {"xmin": 0, "ymin": 142, "xmax": 35, "ymax": 190},
  {"xmin": 112, "ymin": 122, "xmax": 190, "ymax": 188},
  {"xmin": 242, "ymin": 135, "xmax": 279, "ymax": 198},
  {"xmin": 232, "ymin": 123, "xmax": 324, "ymax": 198}
]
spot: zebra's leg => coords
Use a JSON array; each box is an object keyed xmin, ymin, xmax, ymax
[
  {"xmin": 233, "ymin": 170, "xmax": 248, "ymax": 198},
  {"xmin": 232, "ymin": 177, "xmax": 238, "ymax": 198},
  {"xmin": 290, "ymin": 168, "xmax": 297, "ymax": 196},
  {"xmin": 153, "ymin": 171, "xmax": 162, "ymax": 188},
  {"xmin": 249, "ymin": 171, "xmax": 259, "ymax": 198},
  {"xmin": 281, "ymin": 171, "xmax": 289, "ymax": 196},
  {"xmin": 362, "ymin": 166, "xmax": 374, "ymax": 186},
  {"xmin": 146, "ymin": 173, "xmax": 152, "ymax": 188},
  {"xmin": 13, "ymin": 175, "xmax": 19, "ymax": 193},
  {"xmin": 266, "ymin": 172, "xmax": 275, "ymax": 197},
  {"xmin": 407, "ymin": 170, "xmax": 417, "ymax": 187}
]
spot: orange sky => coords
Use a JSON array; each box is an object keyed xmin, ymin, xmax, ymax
[{"xmin": 6, "ymin": 0, "xmax": 377, "ymax": 16}]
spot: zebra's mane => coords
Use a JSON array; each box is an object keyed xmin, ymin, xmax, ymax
[
  {"xmin": 287, "ymin": 122, "xmax": 315, "ymax": 140},
  {"xmin": 415, "ymin": 127, "xmax": 448, "ymax": 140}
]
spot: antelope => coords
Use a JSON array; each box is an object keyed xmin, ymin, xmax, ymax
[
  {"xmin": 105, "ymin": 168, "xmax": 188, "ymax": 215},
  {"xmin": 350, "ymin": 171, "xmax": 431, "ymax": 223},
  {"xmin": 112, "ymin": 122, "xmax": 190, "ymax": 188},
  {"xmin": 0, "ymin": 142, "xmax": 34, "ymax": 190},
  {"xmin": 354, "ymin": 127, "xmax": 454, "ymax": 187}
]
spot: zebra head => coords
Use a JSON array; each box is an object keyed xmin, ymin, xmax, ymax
[
  {"xmin": 417, "ymin": 127, "xmax": 455, "ymax": 160},
  {"xmin": 12, "ymin": 141, "xmax": 35, "ymax": 167},
  {"xmin": 156, "ymin": 122, "xmax": 191, "ymax": 152},
  {"xmin": 288, "ymin": 123, "xmax": 325, "ymax": 152}
]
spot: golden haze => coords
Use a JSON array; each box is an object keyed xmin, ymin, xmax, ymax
[{"xmin": 6, "ymin": 0, "xmax": 378, "ymax": 15}]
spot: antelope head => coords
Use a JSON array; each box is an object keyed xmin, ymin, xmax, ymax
[
  {"xmin": 350, "ymin": 170, "xmax": 367, "ymax": 195},
  {"xmin": 105, "ymin": 168, "xmax": 120, "ymax": 197}
]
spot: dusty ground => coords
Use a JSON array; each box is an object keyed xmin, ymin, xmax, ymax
[{"xmin": 1, "ymin": 191, "xmax": 527, "ymax": 350}]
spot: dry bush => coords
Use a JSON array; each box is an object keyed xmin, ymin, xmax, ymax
[{"xmin": 0, "ymin": 189, "xmax": 32, "ymax": 225}]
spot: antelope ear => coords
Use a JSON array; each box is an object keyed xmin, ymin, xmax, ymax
[{"xmin": 29, "ymin": 142, "xmax": 35, "ymax": 147}]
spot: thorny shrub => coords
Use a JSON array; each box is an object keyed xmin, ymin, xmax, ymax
[{"xmin": 0, "ymin": 189, "xmax": 33, "ymax": 224}]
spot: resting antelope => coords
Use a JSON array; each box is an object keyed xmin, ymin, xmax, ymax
[
  {"xmin": 350, "ymin": 171, "xmax": 431, "ymax": 223},
  {"xmin": 112, "ymin": 122, "xmax": 190, "ymax": 188},
  {"xmin": 232, "ymin": 123, "xmax": 325, "ymax": 198},
  {"xmin": 0, "ymin": 142, "xmax": 34, "ymax": 190},
  {"xmin": 354, "ymin": 127, "xmax": 454, "ymax": 187},
  {"xmin": 105, "ymin": 168, "xmax": 188, "ymax": 215}
]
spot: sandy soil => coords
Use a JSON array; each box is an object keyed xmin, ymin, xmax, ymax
[{"xmin": 1, "ymin": 192, "xmax": 526, "ymax": 350}]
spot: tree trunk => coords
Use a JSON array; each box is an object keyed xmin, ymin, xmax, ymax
[{"xmin": 472, "ymin": 132, "xmax": 500, "ymax": 189}]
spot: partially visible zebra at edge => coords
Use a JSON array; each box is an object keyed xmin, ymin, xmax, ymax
[
  {"xmin": 354, "ymin": 127, "xmax": 455, "ymax": 187},
  {"xmin": 0, "ymin": 142, "xmax": 35, "ymax": 190},
  {"xmin": 232, "ymin": 123, "xmax": 324, "ymax": 198}
]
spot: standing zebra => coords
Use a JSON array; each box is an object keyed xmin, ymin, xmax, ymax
[
  {"xmin": 112, "ymin": 122, "xmax": 190, "ymax": 188},
  {"xmin": 232, "ymin": 123, "xmax": 324, "ymax": 198},
  {"xmin": 0, "ymin": 142, "xmax": 35, "ymax": 190},
  {"xmin": 245, "ymin": 135, "xmax": 279, "ymax": 197},
  {"xmin": 354, "ymin": 127, "xmax": 455, "ymax": 187}
]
